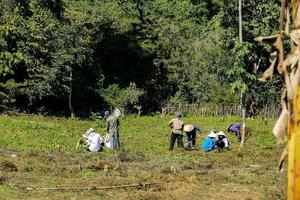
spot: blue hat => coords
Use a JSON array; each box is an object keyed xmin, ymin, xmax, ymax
[
  {"xmin": 104, "ymin": 111, "xmax": 110, "ymax": 117},
  {"xmin": 176, "ymin": 113, "xmax": 182, "ymax": 118}
]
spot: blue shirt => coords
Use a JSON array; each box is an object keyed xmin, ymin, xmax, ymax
[
  {"xmin": 201, "ymin": 137, "xmax": 216, "ymax": 151},
  {"xmin": 186, "ymin": 126, "xmax": 202, "ymax": 143},
  {"xmin": 229, "ymin": 124, "xmax": 241, "ymax": 136},
  {"xmin": 194, "ymin": 126, "xmax": 202, "ymax": 134}
]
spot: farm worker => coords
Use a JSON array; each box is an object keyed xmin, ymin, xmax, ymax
[
  {"xmin": 103, "ymin": 110, "xmax": 110, "ymax": 119},
  {"xmin": 80, "ymin": 128, "xmax": 104, "ymax": 152},
  {"xmin": 215, "ymin": 131, "xmax": 230, "ymax": 151},
  {"xmin": 227, "ymin": 123, "xmax": 241, "ymax": 139},
  {"xmin": 168, "ymin": 113, "xmax": 184, "ymax": 150},
  {"xmin": 184, "ymin": 124, "xmax": 202, "ymax": 150},
  {"xmin": 106, "ymin": 108, "xmax": 121, "ymax": 149},
  {"xmin": 201, "ymin": 130, "xmax": 217, "ymax": 152}
]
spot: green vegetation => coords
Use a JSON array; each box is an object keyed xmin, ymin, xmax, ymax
[
  {"xmin": 0, "ymin": 115, "xmax": 286, "ymax": 199},
  {"xmin": 0, "ymin": 1, "xmax": 287, "ymax": 199},
  {"xmin": 101, "ymin": 82, "xmax": 144, "ymax": 114},
  {"xmin": 0, "ymin": 0, "xmax": 282, "ymax": 116}
]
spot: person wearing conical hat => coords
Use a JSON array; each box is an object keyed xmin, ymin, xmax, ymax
[
  {"xmin": 201, "ymin": 130, "xmax": 217, "ymax": 152},
  {"xmin": 184, "ymin": 124, "xmax": 202, "ymax": 150},
  {"xmin": 215, "ymin": 131, "xmax": 230, "ymax": 151}
]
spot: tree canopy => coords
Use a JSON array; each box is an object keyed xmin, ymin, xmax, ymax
[{"xmin": 0, "ymin": 0, "xmax": 282, "ymax": 116}]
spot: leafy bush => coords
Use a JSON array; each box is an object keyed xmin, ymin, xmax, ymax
[{"xmin": 101, "ymin": 82, "xmax": 144, "ymax": 115}]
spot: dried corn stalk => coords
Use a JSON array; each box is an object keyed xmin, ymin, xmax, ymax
[
  {"xmin": 255, "ymin": 0, "xmax": 297, "ymax": 150},
  {"xmin": 256, "ymin": 0, "xmax": 300, "ymax": 198}
]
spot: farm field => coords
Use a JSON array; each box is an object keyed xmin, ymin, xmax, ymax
[{"xmin": 0, "ymin": 115, "xmax": 286, "ymax": 200}]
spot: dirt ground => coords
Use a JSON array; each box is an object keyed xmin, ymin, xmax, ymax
[{"xmin": 0, "ymin": 148, "xmax": 286, "ymax": 200}]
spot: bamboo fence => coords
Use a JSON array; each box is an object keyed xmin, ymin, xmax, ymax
[{"xmin": 162, "ymin": 104, "xmax": 280, "ymax": 118}]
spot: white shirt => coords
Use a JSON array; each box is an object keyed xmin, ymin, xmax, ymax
[
  {"xmin": 222, "ymin": 138, "xmax": 229, "ymax": 148},
  {"xmin": 86, "ymin": 132, "xmax": 103, "ymax": 152}
]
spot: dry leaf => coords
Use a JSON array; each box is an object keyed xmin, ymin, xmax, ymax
[
  {"xmin": 283, "ymin": 51, "xmax": 298, "ymax": 69},
  {"xmin": 255, "ymin": 34, "xmax": 285, "ymax": 74},
  {"xmin": 273, "ymin": 90, "xmax": 288, "ymax": 144},
  {"xmin": 290, "ymin": 61, "xmax": 300, "ymax": 97},
  {"xmin": 290, "ymin": 29, "xmax": 300, "ymax": 45},
  {"xmin": 273, "ymin": 106, "xmax": 288, "ymax": 144},
  {"xmin": 259, "ymin": 52, "xmax": 277, "ymax": 82}
]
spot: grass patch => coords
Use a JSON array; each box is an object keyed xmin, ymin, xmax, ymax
[{"xmin": 0, "ymin": 115, "xmax": 286, "ymax": 199}]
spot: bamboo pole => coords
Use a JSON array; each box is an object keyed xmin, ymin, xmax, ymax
[{"xmin": 23, "ymin": 182, "xmax": 160, "ymax": 191}]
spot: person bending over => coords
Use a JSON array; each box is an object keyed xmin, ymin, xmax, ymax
[
  {"xmin": 184, "ymin": 124, "xmax": 202, "ymax": 150},
  {"xmin": 227, "ymin": 123, "xmax": 241, "ymax": 140}
]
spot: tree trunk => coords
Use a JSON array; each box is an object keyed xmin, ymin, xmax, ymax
[
  {"xmin": 69, "ymin": 69, "xmax": 75, "ymax": 119},
  {"xmin": 239, "ymin": 109, "xmax": 246, "ymax": 149},
  {"xmin": 238, "ymin": 0, "xmax": 246, "ymax": 149},
  {"xmin": 239, "ymin": 0, "xmax": 243, "ymax": 43},
  {"xmin": 161, "ymin": 107, "xmax": 166, "ymax": 118},
  {"xmin": 137, "ymin": 106, "xmax": 142, "ymax": 118}
]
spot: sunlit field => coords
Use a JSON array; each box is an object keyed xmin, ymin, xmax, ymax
[{"xmin": 0, "ymin": 115, "xmax": 286, "ymax": 200}]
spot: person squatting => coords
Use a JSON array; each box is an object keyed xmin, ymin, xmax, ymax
[
  {"xmin": 76, "ymin": 111, "xmax": 241, "ymax": 153},
  {"xmin": 168, "ymin": 113, "xmax": 240, "ymax": 152},
  {"xmin": 76, "ymin": 108, "xmax": 122, "ymax": 152}
]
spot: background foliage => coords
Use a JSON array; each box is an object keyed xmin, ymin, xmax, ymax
[{"xmin": 0, "ymin": 0, "xmax": 282, "ymax": 116}]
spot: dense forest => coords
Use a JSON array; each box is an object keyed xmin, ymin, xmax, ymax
[{"xmin": 0, "ymin": 0, "xmax": 283, "ymax": 117}]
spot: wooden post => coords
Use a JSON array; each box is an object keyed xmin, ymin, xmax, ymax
[
  {"xmin": 238, "ymin": 0, "xmax": 247, "ymax": 148},
  {"xmin": 68, "ymin": 69, "xmax": 75, "ymax": 119},
  {"xmin": 239, "ymin": 108, "xmax": 246, "ymax": 148},
  {"xmin": 288, "ymin": 86, "xmax": 300, "ymax": 199}
]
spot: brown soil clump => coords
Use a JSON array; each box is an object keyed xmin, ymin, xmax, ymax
[{"xmin": 0, "ymin": 160, "xmax": 18, "ymax": 172}]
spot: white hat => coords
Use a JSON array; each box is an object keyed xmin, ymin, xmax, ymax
[
  {"xmin": 88, "ymin": 128, "xmax": 95, "ymax": 133},
  {"xmin": 184, "ymin": 124, "xmax": 194, "ymax": 132},
  {"xmin": 217, "ymin": 131, "xmax": 226, "ymax": 136},
  {"xmin": 83, "ymin": 128, "xmax": 95, "ymax": 138},
  {"xmin": 207, "ymin": 131, "xmax": 217, "ymax": 138}
]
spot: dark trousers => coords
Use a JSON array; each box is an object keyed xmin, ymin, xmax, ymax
[
  {"xmin": 186, "ymin": 131, "xmax": 196, "ymax": 147},
  {"xmin": 169, "ymin": 132, "xmax": 183, "ymax": 150},
  {"xmin": 215, "ymin": 140, "xmax": 225, "ymax": 151}
]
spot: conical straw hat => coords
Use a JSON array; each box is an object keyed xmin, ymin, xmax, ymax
[
  {"xmin": 207, "ymin": 131, "xmax": 217, "ymax": 138},
  {"xmin": 217, "ymin": 131, "xmax": 226, "ymax": 136},
  {"xmin": 184, "ymin": 124, "xmax": 194, "ymax": 132}
]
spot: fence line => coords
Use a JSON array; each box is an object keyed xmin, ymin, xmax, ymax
[{"xmin": 162, "ymin": 104, "xmax": 280, "ymax": 118}]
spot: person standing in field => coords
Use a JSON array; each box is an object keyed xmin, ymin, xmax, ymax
[
  {"xmin": 168, "ymin": 113, "xmax": 184, "ymax": 150},
  {"xmin": 106, "ymin": 108, "xmax": 121, "ymax": 149},
  {"xmin": 103, "ymin": 110, "xmax": 110, "ymax": 119},
  {"xmin": 184, "ymin": 124, "xmax": 202, "ymax": 150}
]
